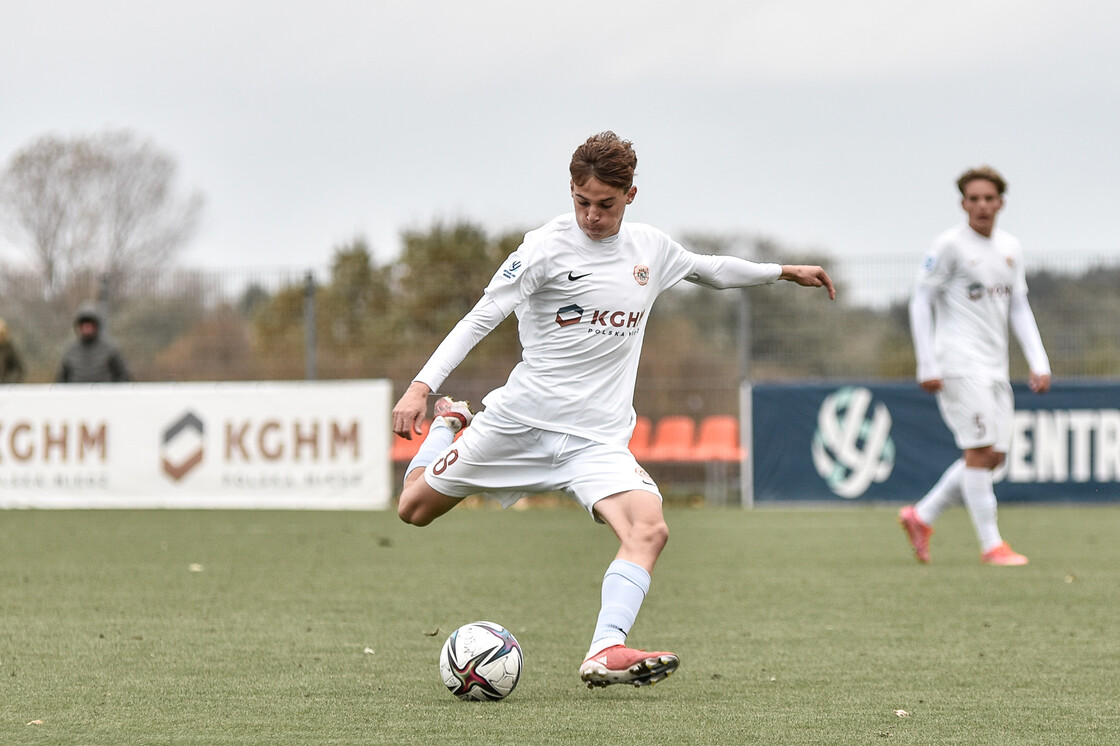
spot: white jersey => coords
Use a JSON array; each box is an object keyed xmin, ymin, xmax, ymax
[
  {"xmin": 914, "ymin": 223, "xmax": 1029, "ymax": 380},
  {"xmin": 437, "ymin": 214, "xmax": 778, "ymax": 446}
]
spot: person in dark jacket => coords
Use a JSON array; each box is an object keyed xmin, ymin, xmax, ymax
[
  {"xmin": 56, "ymin": 304, "xmax": 132, "ymax": 383},
  {"xmin": 0, "ymin": 318, "xmax": 26, "ymax": 383}
]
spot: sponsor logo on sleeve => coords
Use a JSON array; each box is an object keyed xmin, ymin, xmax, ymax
[{"xmin": 501, "ymin": 259, "xmax": 522, "ymax": 281}]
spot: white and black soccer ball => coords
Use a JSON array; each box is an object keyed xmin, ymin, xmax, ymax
[{"xmin": 439, "ymin": 621, "xmax": 523, "ymax": 701}]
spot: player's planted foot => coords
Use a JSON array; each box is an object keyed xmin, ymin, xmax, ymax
[
  {"xmin": 579, "ymin": 645, "xmax": 679, "ymax": 688},
  {"xmin": 433, "ymin": 396, "xmax": 473, "ymax": 434},
  {"xmin": 981, "ymin": 541, "xmax": 1028, "ymax": 566},
  {"xmin": 898, "ymin": 505, "xmax": 933, "ymax": 563}
]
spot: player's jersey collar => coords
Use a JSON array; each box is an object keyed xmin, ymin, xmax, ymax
[{"xmin": 573, "ymin": 219, "xmax": 624, "ymax": 248}]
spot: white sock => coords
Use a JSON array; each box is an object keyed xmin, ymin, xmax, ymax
[
  {"xmin": 961, "ymin": 466, "xmax": 1003, "ymax": 552},
  {"xmin": 915, "ymin": 459, "xmax": 965, "ymax": 525},
  {"xmin": 404, "ymin": 420, "xmax": 455, "ymax": 485},
  {"xmin": 585, "ymin": 559, "xmax": 650, "ymax": 660}
]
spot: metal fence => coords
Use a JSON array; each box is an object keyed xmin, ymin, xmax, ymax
[{"xmin": 2, "ymin": 249, "xmax": 1118, "ymax": 418}]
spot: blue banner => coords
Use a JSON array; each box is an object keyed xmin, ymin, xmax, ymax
[{"xmin": 751, "ymin": 381, "xmax": 1120, "ymax": 502}]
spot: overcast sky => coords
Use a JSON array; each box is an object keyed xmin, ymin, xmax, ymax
[{"xmin": 2, "ymin": 0, "xmax": 1118, "ymax": 279}]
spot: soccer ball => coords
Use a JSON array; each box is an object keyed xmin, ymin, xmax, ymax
[{"xmin": 439, "ymin": 621, "xmax": 523, "ymax": 701}]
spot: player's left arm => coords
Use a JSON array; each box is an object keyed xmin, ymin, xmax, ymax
[
  {"xmin": 683, "ymin": 253, "xmax": 780, "ymax": 289},
  {"xmin": 1009, "ymin": 292, "xmax": 1051, "ymax": 393},
  {"xmin": 779, "ymin": 265, "xmax": 836, "ymax": 299},
  {"xmin": 684, "ymin": 254, "xmax": 835, "ymax": 299}
]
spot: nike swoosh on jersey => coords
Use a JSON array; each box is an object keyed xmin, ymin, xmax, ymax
[{"xmin": 567, "ymin": 271, "xmax": 592, "ymax": 281}]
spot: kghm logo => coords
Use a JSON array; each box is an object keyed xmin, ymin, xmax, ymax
[
  {"xmin": 161, "ymin": 411, "xmax": 204, "ymax": 482},
  {"xmin": 555, "ymin": 304, "xmax": 583, "ymax": 327},
  {"xmin": 811, "ymin": 387, "xmax": 895, "ymax": 498},
  {"xmin": 968, "ymin": 282, "xmax": 1013, "ymax": 301},
  {"xmin": 554, "ymin": 304, "xmax": 645, "ymax": 331}
]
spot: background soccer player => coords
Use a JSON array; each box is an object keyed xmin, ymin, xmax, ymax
[
  {"xmin": 900, "ymin": 166, "xmax": 1051, "ymax": 566},
  {"xmin": 391, "ymin": 131, "xmax": 834, "ymax": 688}
]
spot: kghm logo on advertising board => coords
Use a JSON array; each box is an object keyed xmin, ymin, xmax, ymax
[
  {"xmin": 161, "ymin": 411, "xmax": 205, "ymax": 482},
  {"xmin": 811, "ymin": 386, "xmax": 895, "ymax": 498}
]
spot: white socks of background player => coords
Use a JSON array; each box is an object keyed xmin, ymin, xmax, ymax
[
  {"xmin": 914, "ymin": 458, "xmax": 965, "ymax": 525},
  {"xmin": 961, "ymin": 466, "xmax": 1003, "ymax": 552},
  {"xmin": 585, "ymin": 559, "xmax": 650, "ymax": 660},
  {"xmin": 404, "ymin": 419, "xmax": 456, "ymax": 484}
]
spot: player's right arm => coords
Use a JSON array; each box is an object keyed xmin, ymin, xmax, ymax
[
  {"xmin": 392, "ymin": 381, "xmax": 433, "ymax": 439},
  {"xmin": 391, "ymin": 295, "xmax": 509, "ymax": 439},
  {"xmin": 391, "ymin": 240, "xmax": 544, "ymax": 439},
  {"xmin": 910, "ymin": 277, "xmax": 942, "ymax": 392},
  {"xmin": 910, "ymin": 238, "xmax": 956, "ymax": 392}
]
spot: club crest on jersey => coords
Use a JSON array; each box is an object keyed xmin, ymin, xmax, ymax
[
  {"xmin": 1006, "ymin": 255, "xmax": 1015, "ymax": 268},
  {"xmin": 633, "ymin": 265, "xmax": 650, "ymax": 286},
  {"xmin": 920, "ymin": 253, "xmax": 937, "ymax": 274}
]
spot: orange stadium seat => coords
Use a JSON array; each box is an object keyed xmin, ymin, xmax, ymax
[
  {"xmin": 646, "ymin": 416, "xmax": 697, "ymax": 462},
  {"xmin": 390, "ymin": 419, "xmax": 431, "ymax": 463},
  {"xmin": 692, "ymin": 415, "xmax": 744, "ymax": 462},
  {"xmin": 628, "ymin": 415, "xmax": 653, "ymax": 460}
]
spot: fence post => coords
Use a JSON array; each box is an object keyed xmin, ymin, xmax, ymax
[
  {"xmin": 98, "ymin": 273, "xmax": 111, "ymax": 333},
  {"xmin": 738, "ymin": 287, "xmax": 752, "ymax": 381},
  {"xmin": 304, "ymin": 271, "xmax": 317, "ymax": 380},
  {"xmin": 737, "ymin": 288, "xmax": 753, "ymax": 508},
  {"xmin": 740, "ymin": 382, "xmax": 754, "ymax": 509}
]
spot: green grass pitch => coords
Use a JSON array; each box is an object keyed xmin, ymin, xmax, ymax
[{"xmin": 2, "ymin": 504, "xmax": 1119, "ymax": 745}]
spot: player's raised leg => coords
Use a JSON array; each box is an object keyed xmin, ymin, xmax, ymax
[
  {"xmin": 579, "ymin": 490, "xmax": 679, "ymax": 688},
  {"xmin": 397, "ymin": 396, "xmax": 472, "ymax": 526}
]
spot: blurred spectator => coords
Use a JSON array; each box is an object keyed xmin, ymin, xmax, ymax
[
  {"xmin": 56, "ymin": 304, "xmax": 133, "ymax": 383},
  {"xmin": 0, "ymin": 318, "xmax": 26, "ymax": 382}
]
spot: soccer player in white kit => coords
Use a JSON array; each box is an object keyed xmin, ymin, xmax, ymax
[
  {"xmin": 392, "ymin": 131, "xmax": 835, "ymax": 688},
  {"xmin": 900, "ymin": 166, "xmax": 1051, "ymax": 566}
]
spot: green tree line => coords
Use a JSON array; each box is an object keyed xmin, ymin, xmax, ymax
[{"xmin": 2, "ymin": 220, "xmax": 1117, "ymax": 418}]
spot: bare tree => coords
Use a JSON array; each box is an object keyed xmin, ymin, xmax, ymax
[{"xmin": 0, "ymin": 129, "xmax": 203, "ymax": 297}]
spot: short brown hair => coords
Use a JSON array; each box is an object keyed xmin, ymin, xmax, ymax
[
  {"xmin": 957, "ymin": 165, "xmax": 1007, "ymax": 196},
  {"xmin": 569, "ymin": 131, "xmax": 638, "ymax": 191}
]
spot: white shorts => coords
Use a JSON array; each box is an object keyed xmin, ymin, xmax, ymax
[
  {"xmin": 935, "ymin": 377, "xmax": 1014, "ymax": 452},
  {"xmin": 423, "ymin": 409, "xmax": 662, "ymax": 517}
]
